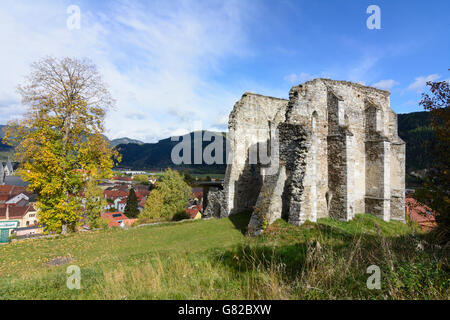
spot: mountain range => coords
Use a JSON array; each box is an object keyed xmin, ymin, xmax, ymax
[
  {"xmin": 110, "ymin": 137, "xmax": 144, "ymax": 147},
  {"xmin": 0, "ymin": 125, "xmax": 143, "ymax": 150},
  {"xmin": 1, "ymin": 111, "xmax": 438, "ymax": 175},
  {"xmin": 115, "ymin": 112, "xmax": 437, "ymax": 174},
  {"xmin": 116, "ymin": 131, "xmax": 227, "ymax": 173}
]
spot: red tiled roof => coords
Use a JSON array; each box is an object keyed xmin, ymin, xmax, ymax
[
  {"xmin": 405, "ymin": 197, "xmax": 437, "ymax": 231},
  {"xmin": 0, "ymin": 205, "xmax": 35, "ymax": 219},
  {"xmin": 0, "ymin": 185, "xmax": 31, "ymax": 200},
  {"xmin": 134, "ymin": 185, "xmax": 150, "ymax": 191},
  {"xmin": 103, "ymin": 190, "xmax": 128, "ymax": 200},
  {"xmin": 135, "ymin": 190, "xmax": 149, "ymax": 199},
  {"xmin": 185, "ymin": 204, "xmax": 203, "ymax": 219},
  {"xmin": 116, "ymin": 185, "xmax": 129, "ymax": 191},
  {"xmin": 192, "ymin": 187, "xmax": 203, "ymax": 199},
  {"xmin": 101, "ymin": 212, "xmax": 131, "ymax": 227},
  {"xmin": 134, "ymin": 192, "xmax": 149, "ymax": 203},
  {"xmin": 138, "ymin": 198, "xmax": 147, "ymax": 208},
  {"xmin": 113, "ymin": 176, "xmax": 133, "ymax": 182}
]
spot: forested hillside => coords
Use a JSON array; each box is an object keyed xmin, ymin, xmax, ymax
[
  {"xmin": 0, "ymin": 125, "xmax": 12, "ymax": 151},
  {"xmin": 0, "ymin": 125, "xmax": 13, "ymax": 160},
  {"xmin": 397, "ymin": 111, "xmax": 435, "ymax": 172},
  {"xmin": 0, "ymin": 125, "xmax": 142, "ymax": 158},
  {"xmin": 2, "ymin": 111, "xmax": 437, "ymax": 174},
  {"xmin": 116, "ymin": 131, "xmax": 227, "ymax": 173},
  {"xmin": 116, "ymin": 112, "xmax": 436, "ymax": 174}
]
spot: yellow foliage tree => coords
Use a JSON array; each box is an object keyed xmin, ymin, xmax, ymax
[
  {"xmin": 84, "ymin": 178, "xmax": 108, "ymax": 229},
  {"xmin": 139, "ymin": 189, "xmax": 164, "ymax": 223},
  {"xmin": 140, "ymin": 169, "xmax": 192, "ymax": 223},
  {"xmin": 3, "ymin": 57, "xmax": 120, "ymax": 233}
]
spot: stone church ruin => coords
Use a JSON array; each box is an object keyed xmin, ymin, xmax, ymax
[{"xmin": 204, "ymin": 79, "xmax": 406, "ymax": 235}]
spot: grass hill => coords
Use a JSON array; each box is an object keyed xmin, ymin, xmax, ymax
[{"xmin": 0, "ymin": 213, "xmax": 447, "ymax": 299}]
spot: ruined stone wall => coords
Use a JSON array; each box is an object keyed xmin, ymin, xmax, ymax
[
  {"xmin": 208, "ymin": 78, "xmax": 405, "ymax": 234},
  {"xmin": 203, "ymin": 188, "xmax": 227, "ymax": 218},
  {"xmin": 323, "ymin": 80, "xmax": 393, "ymax": 219},
  {"xmin": 223, "ymin": 93, "xmax": 288, "ymax": 216},
  {"xmin": 388, "ymin": 111, "xmax": 406, "ymax": 221},
  {"xmin": 285, "ymin": 82, "xmax": 329, "ymax": 221}
]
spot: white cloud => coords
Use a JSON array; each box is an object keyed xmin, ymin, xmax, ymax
[
  {"xmin": 347, "ymin": 56, "xmax": 379, "ymax": 84},
  {"xmin": 401, "ymin": 100, "xmax": 418, "ymax": 107},
  {"xmin": 372, "ymin": 79, "xmax": 398, "ymax": 91},
  {"xmin": 283, "ymin": 72, "xmax": 315, "ymax": 84},
  {"xmin": 406, "ymin": 74, "xmax": 440, "ymax": 93},
  {"xmin": 213, "ymin": 114, "xmax": 230, "ymax": 128},
  {"xmin": 0, "ymin": 0, "xmax": 253, "ymax": 142},
  {"xmin": 283, "ymin": 74, "xmax": 298, "ymax": 83}
]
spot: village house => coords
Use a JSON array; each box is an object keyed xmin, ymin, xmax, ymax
[
  {"xmin": 405, "ymin": 196, "xmax": 437, "ymax": 231},
  {"xmin": 14, "ymin": 225, "xmax": 43, "ymax": 238},
  {"xmin": 101, "ymin": 212, "xmax": 136, "ymax": 227},
  {"xmin": 0, "ymin": 205, "xmax": 39, "ymax": 235},
  {"xmin": 6, "ymin": 193, "xmax": 30, "ymax": 207},
  {"xmin": 0, "ymin": 185, "xmax": 33, "ymax": 204},
  {"xmin": 103, "ymin": 189, "xmax": 129, "ymax": 200},
  {"xmin": 0, "ymin": 179, "xmax": 41, "ymax": 238},
  {"xmin": 114, "ymin": 198, "xmax": 127, "ymax": 212},
  {"xmin": 138, "ymin": 197, "xmax": 147, "ymax": 212},
  {"xmin": 186, "ymin": 204, "xmax": 203, "ymax": 220},
  {"xmin": 192, "ymin": 187, "xmax": 204, "ymax": 203}
]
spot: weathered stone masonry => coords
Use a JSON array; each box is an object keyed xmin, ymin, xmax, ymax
[{"xmin": 205, "ymin": 79, "xmax": 406, "ymax": 235}]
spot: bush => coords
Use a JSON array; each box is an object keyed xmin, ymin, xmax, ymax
[{"xmin": 139, "ymin": 169, "xmax": 192, "ymax": 222}]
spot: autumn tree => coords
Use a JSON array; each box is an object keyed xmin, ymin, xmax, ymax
[
  {"xmin": 416, "ymin": 69, "xmax": 449, "ymax": 243},
  {"xmin": 139, "ymin": 189, "xmax": 164, "ymax": 223},
  {"xmin": 133, "ymin": 174, "xmax": 149, "ymax": 185},
  {"xmin": 84, "ymin": 178, "xmax": 107, "ymax": 229},
  {"xmin": 182, "ymin": 170, "xmax": 194, "ymax": 186},
  {"xmin": 124, "ymin": 188, "xmax": 139, "ymax": 218},
  {"xmin": 3, "ymin": 57, "xmax": 120, "ymax": 233},
  {"xmin": 140, "ymin": 169, "xmax": 192, "ymax": 222}
]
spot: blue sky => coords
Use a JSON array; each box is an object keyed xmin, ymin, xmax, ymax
[{"xmin": 0, "ymin": 0, "xmax": 449, "ymax": 142}]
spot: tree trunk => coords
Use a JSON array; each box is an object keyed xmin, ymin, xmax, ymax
[{"xmin": 61, "ymin": 222, "xmax": 68, "ymax": 235}]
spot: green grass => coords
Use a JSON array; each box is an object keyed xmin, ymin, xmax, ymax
[
  {"xmin": 0, "ymin": 213, "xmax": 448, "ymax": 300},
  {"xmin": 191, "ymin": 173, "xmax": 225, "ymax": 180}
]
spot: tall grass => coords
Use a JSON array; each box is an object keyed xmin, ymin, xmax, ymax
[{"xmin": 0, "ymin": 214, "xmax": 447, "ymax": 300}]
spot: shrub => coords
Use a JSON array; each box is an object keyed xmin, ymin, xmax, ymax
[{"xmin": 139, "ymin": 169, "xmax": 192, "ymax": 222}]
